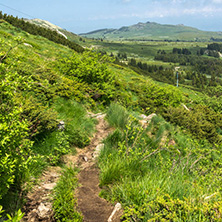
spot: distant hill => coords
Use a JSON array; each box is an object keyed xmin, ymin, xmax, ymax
[
  {"xmin": 80, "ymin": 22, "xmax": 222, "ymax": 41},
  {"xmin": 25, "ymin": 18, "xmax": 80, "ymax": 42}
]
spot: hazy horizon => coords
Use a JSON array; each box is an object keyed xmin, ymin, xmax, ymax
[{"xmin": 1, "ymin": 0, "xmax": 222, "ymax": 34}]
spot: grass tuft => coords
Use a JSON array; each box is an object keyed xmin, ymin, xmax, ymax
[
  {"xmin": 106, "ymin": 103, "xmax": 129, "ymax": 129},
  {"xmin": 52, "ymin": 167, "xmax": 82, "ymax": 222}
]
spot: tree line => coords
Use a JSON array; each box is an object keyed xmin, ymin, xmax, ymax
[{"xmin": 0, "ymin": 11, "xmax": 84, "ymax": 53}]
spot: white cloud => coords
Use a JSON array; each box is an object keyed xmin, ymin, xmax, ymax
[
  {"xmin": 212, "ymin": 0, "xmax": 222, "ymax": 3},
  {"xmin": 90, "ymin": 0, "xmax": 222, "ymax": 21},
  {"xmin": 183, "ymin": 6, "xmax": 222, "ymax": 15}
]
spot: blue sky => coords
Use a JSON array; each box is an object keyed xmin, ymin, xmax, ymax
[{"xmin": 1, "ymin": 0, "xmax": 222, "ymax": 34}]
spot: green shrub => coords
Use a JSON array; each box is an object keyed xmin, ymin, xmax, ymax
[
  {"xmin": 60, "ymin": 51, "xmax": 116, "ymax": 105},
  {"xmin": 0, "ymin": 71, "xmax": 33, "ymax": 198},
  {"xmin": 32, "ymin": 131, "xmax": 70, "ymax": 165},
  {"xmin": 123, "ymin": 195, "xmax": 222, "ymax": 222},
  {"xmin": 163, "ymin": 104, "xmax": 222, "ymax": 143},
  {"xmin": 128, "ymin": 79, "xmax": 183, "ymax": 114}
]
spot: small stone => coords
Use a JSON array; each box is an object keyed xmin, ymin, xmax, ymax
[
  {"xmin": 58, "ymin": 121, "xmax": 65, "ymax": 130},
  {"xmin": 24, "ymin": 43, "xmax": 33, "ymax": 47},
  {"xmin": 96, "ymin": 113, "xmax": 106, "ymax": 119},
  {"xmin": 83, "ymin": 156, "xmax": 88, "ymax": 162},
  {"xmin": 37, "ymin": 202, "xmax": 52, "ymax": 219},
  {"xmin": 168, "ymin": 139, "xmax": 176, "ymax": 146},
  {"xmin": 93, "ymin": 143, "xmax": 105, "ymax": 158},
  {"xmin": 146, "ymin": 113, "xmax": 157, "ymax": 121},
  {"xmin": 27, "ymin": 209, "xmax": 38, "ymax": 222},
  {"xmin": 139, "ymin": 119, "xmax": 148, "ymax": 127},
  {"xmin": 50, "ymin": 172, "xmax": 60, "ymax": 178},
  {"xmin": 108, "ymin": 203, "xmax": 122, "ymax": 222},
  {"xmin": 140, "ymin": 114, "xmax": 148, "ymax": 119}
]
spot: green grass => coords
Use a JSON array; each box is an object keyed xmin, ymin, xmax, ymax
[
  {"xmin": 1, "ymin": 16, "xmax": 222, "ymax": 222},
  {"xmin": 54, "ymin": 98, "xmax": 96, "ymax": 148},
  {"xmin": 98, "ymin": 104, "xmax": 222, "ymax": 221},
  {"xmin": 106, "ymin": 103, "xmax": 129, "ymax": 129},
  {"xmin": 32, "ymin": 131, "xmax": 70, "ymax": 165},
  {"xmin": 89, "ymin": 39, "xmax": 207, "ymax": 63},
  {"xmin": 52, "ymin": 166, "xmax": 82, "ymax": 222}
]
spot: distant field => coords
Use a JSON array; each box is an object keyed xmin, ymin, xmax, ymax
[{"xmin": 86, "ymin": 40, "xmax": 208, "ymax": 61}]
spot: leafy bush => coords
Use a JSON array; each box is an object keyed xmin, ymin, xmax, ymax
[
  {"xmin": 17, "ymin": 94, "xmax": 58, "ymax": 138},
  {"xmin": 123, "ymin": 195, "xmax": 222, "ymax": 221},
  {"xmin": 127, "ymin": 77, "xmax": 183, "ymax": 113},
  {"xmin": 32, "ymin": 131, "xmax": 70, "ymax": 165},
  {"xmin": 60, "ymin": 51, "xmax": 116, "ymax": 105},
  {"xmin": 0, "ymin": 71, "xmax": 33, "ymax": 198},
  {"xmin": 163, "ymin": 104, "xmax": 222, "ymax": 143}
]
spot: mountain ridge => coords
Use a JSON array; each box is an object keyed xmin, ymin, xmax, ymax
[{"xmin": 80, "ymin": 21, "xmax": 222, "ymax": 41}]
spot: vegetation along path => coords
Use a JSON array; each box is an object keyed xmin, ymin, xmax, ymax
[{"xmin": 23, "ymin": 113, "xmax": 122, "ymax": 222}]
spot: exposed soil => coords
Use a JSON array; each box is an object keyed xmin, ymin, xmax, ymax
[
  {"xmin": 23, "ymin": 113, "xmax": 122, "ymax": 222},
  {"xmin": 22, "ymin": 167, "xmax": 61, "ymax": 222},
  {"xmin": 75, "ymin": 114, "xmax": 122, "ymax": 222}
]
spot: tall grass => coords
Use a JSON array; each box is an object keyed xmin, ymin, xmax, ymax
[
  {"xmin": 98, "ymin": 104, "xmax": 222, "ymax": 221},
  {"xmin": 52, "ymin": 167, "xmax": 82, "ymax": 221},
  {"xmin": 106, "ymin": 103, "xmax": 129, "ymax": 129},
  {"xmin": 54, "ymin": 98, "xmax": 95, "ymax": 148}
]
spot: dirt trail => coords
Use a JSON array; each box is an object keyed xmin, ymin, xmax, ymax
[
  {"xmin": 23, "ymin": 113, "xmax": 122, "ymax": 222},
  {"xmin": 75, "ymin": 114, "xmax": 122, "ymax": 222}
]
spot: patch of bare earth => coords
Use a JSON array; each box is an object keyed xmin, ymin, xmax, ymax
[
  {"xmin": 75, "ymin": 114, "xmax": 122, "ymax": 222},
  {"xmin": 22, "ymin": 167, "xmax": 61, "ymax": 222},
  {"xmin": 23, "ymin": 113, "xmax": 122, "ymax": 222}
]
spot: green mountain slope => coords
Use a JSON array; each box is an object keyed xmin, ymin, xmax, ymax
[
  {"xmin": 80, "ymin": 21, "xmax": 222, "ymax": 41},
  {"xmin": 0, "ymin": 14, "xmax": 222, "ymax": 222}
]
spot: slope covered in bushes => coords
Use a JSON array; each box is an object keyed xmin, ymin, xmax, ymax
[{"xmin": 0, "ymin": 15, "xmax": 222, "ymax": 221}]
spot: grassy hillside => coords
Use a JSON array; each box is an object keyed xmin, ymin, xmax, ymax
[
  {"xmin": 0, "ymin": 15, "xmax": 222, "ymax": 221},
  {"xmin": 80, "ymin": 21, "xmax": 222, "ymax": 41}
]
